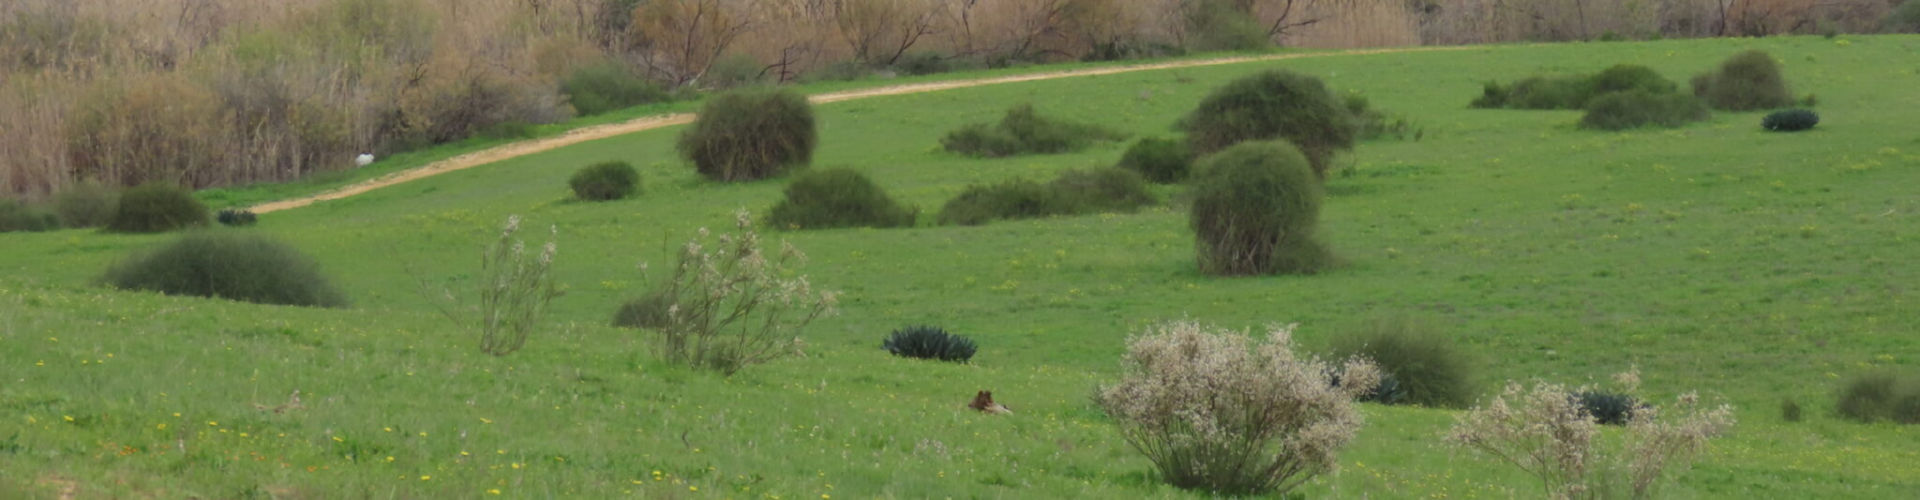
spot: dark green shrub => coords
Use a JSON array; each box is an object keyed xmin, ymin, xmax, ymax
[
  {"xmin": 1886, "ymin": 0, "xmax": 1920, "ymax": 33},
  {"xmin": 1345, "ymin": 93, "xmax": 1420, "ymax": 141},
  {"xmin": 942, "ymin": 104, "xmax": 1123, "ymax": 158},
  {"xmin": 569, "ymin": 161, "xmax": 641, "ymax": 201},
  {"xmin": 612, "ymin": 291, "xmax": 674, "ymax": 330},
  {"xmin": 1505, "ymin": 75, "xmax": 1596, "ymax": 109},
  {"xmin": 561, "ymin": 63, "xmax": 669, "ymax": 116},
  {"xmin": 1762, "ymin": 109, "xmax": 1819, "ymax": 132},
  {"xmin": 1182, "ymin": 70, "xmax": 1355, "ymax": 178},
  {"xmin": 892, "ymin": 51, "xmax": 953, "ymax": 76},
  {"xmin": 1579, "ymin": 90, "xmax": 1710, "ymax": 130},
  {"xmin": 216, "ymin": 208, "xmax": 257, "ymax": 227},
  {"xmin": 677, "ymin": 88, "xmax": 817, "ymax": 182},
  {"xmin": 882, "ymin": 325, "xmax": 977, "ymax": 362},
  {"xmin": 1469, "ymin": 81, "xmax": 1512, "ymax": 108},
  {"xmin": 1573, "ymin": 390, "xmax": 1641, "ymax": 426},
  {"xmin": 1474, "ymin": 66, "xmax": 1677, "ymax": 111},
  {"xmin": 101, "ymin": 232, "xmax": 347, "ymax": 308},
  {"xmin": 1692, "ymin": 50, "xmax": 1793, "ymax": 111},
  {"xmin": 1189, "ymin": 141, "xmax": 1331, "ymax": 276},
  {"xmin": 1590, "ymin": 64, "xmax": 1679, "ymax": 96},
  {"xmin": 1117, "ymin": 137, "xmax": 1193, "ymax": 183},
  {"xmin": 106, "ymin": 183, "xmax": 208, "ymax": 233},
  {"xmin": 1836, "ymin": 371, "xmax": 1920, "ymax": 424},
  {"xmin": 1183, "ymin": 0, "xmax": 1269, "ymax": 52},
  {"xmin": 1327, "ymin": 315, "xmax": 1476, "ymax": 408},
  {"xmin": 52, "ymin": 181, "xmax": 117, "ymax": 228},
  {"xmin": 937, "ymin": 179, "xmax": 1071, "ymax": 226},
  {"xmin": 0, "ymin": 198, "xmax": 60, "ymax": 233},
  {"xmin": 767, "ymin": 169, "xmax": 917, "ymax": 230},
  {"xmin": 704, "ymin": 53, "xmax": 771, "ymax": 88},
  {"xmin": 1048, "ymin": 168, "xmax": 1156, "ymax": 213},
  {"xmin": 1781, "ymin": 399, "xmax": 1803, "ymax": 422}
]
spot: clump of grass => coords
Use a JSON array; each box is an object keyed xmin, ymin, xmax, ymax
[
  {"xmin": 767, "ymin": 168, "xmax": 916, "ymax": 230},
  {"xmin": 1327, "ymin": 315, "xmax": 1477, "ymax": 408},
  {"xmin": 1182, "ymin": 70, "xmax": 1355, "ymax": 178},
  {"xmin": 941, "ymin": 104, "xmax": 1123, "ymax": 158},
  {"xmin": 1190, "ymin": 140, "xmax": 1332, "ymax": 276},
  {"xmin": 678, "ymin": 88, "xmax": 816, "ymax": 182},
  {"xmin": 1097, "ymin": 321, "xmax": 1379, "ymax": 496},
  {"xmin": 569, "ymin": 161, "xmax": 641, "ymax": 201},
  {"xmin": 101, "ymin": 231, "xmax": 348, "ymax": 308}
]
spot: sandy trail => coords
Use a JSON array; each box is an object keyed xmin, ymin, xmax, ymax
[{"xmin": 250, "ymin": 45, "xmax": 1468, "ymax": 214}]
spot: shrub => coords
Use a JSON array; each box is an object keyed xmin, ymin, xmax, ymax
[
  {"xmin": 1573, "ymin": 390, "xmax": 1642, "ymax": 425},
  {"xmin": 1579, "ymin": 90, "xmax": 1710, "ymax": 130},
  {"xmin": 420, "ymin": 215, "xmax": 560, "ymax": 356},
  {"xmin": 704, "ymin": 53, "xmax": 771, "ymax": 89},
  {"xmin": 1345, "ymin": 93, "xmax": 1420, "ymax": 141},
  {"xmin": 1475, "ymin": 65, "xmax": 1678, "ymax": 111},
  {"xmin": 1182, "ymin": 70, "xmax": 1355, "ymax": 178},
  {"xmin": 1504, "ymin": 75, "xmax": 1597, "ymax": 109},
  {"xmin": 107, "ymin": 183, "xmax": 209, "ymax": 233},
  {"xmin": 882, "ymin": 326, "xmax": 977, "ymax": 362},
  {"xmin": 937, "ymin": 179, "xmax": 1072, "ymax": 226},
  {"xmin": 1190, "ymin": 141, "xmax": 1331, "ymax": 276},
  {"xmin": 1781, "ymin": 399, "xmax": 1803, "ymax": 422},
  {"xmin": 1762, "ymin": 109, "xmax": 1819, "ymax": 132},
  {"xmin": 216, "ymin": 208, "xmax": 258, "ymax": 227},
  {"xmin": 1692, "ymin": 50, "xmax": 1793, "ymax": 111},
  {"xmin": 1449, "ymin": 375, "xmax": 1736, "ymax": 499},
  {"xmin": 569, "ymin": 161, "xmax": 641, "ymax": 201},
  {"xmin": 767, "ymin": 169, "xmax": 916, "ymax": 230},
  {"xmin": 1835, "ymin": 371, "xmax": 1920, "ymax": 424},
  {"xmin": 1116, "ymin": 137, "xmax": 1193, "ymax": 183},
  {"xmin": 52, "ymin": 181, "xmax": 118, "ymax": 228},
  {"xmin": 101, "ymin": 232, "xmax": 348, "ymax": 308},
  {"xmin": 1590, "ymin": 64, "xmax": 1679, "ymax": 96},
  {"xmin": 1047, "ymin": 168, "xmax": 1156, "ymax": 213},
  {"xmin": 678, "ymin": 88, "xmax": 817, "ymax": 182},
  {"xmin": 1096, "ymin": 321, "xmax": 1379, "ymax": 496},
  {"xmin": 561, "ymin": 63, "xmax": 669, "ymax": 116},
  {"xmin": 0, "ymin": 198, "xmax": 60, "ymax": 233},
  {"xmin": 892, "ymin": 51, "xmax": 953, "ymax": 76},
  {"xmin": 641, "ymin": 210, "xmax": 837, "ymax": 375},
  {"xmin": 612, "ymin": 291, "xmax": 675, "ymax": 330},
  {"xmin": 1183, "ymin": 0, "xmax": 1270, "ymax": 52},
  {"xmin": 1469, "ymin": 81, "xmax": 1513, "ymax": 108},
  {"xmin": 1327, "ymin": 315, "xmax": 1476, "ymax": 408},
  {"xmin": 1889, "ymin": 0, "xmax": 1920, "ymax": 33},
  {"xmin": 941, "ymin": 104, "xmax": 1123, "ymax": 158}
]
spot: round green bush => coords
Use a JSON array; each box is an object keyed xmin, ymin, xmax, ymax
[
  {"xmin": 1692, "ymin": 50, "xmax": 1793, "ymax": 111},
  {"xmin": 937, "ymin": 179, "xmax": 1075, "ymax": 226},
  {"xmin": 677, "ymin": 88, "xmax": 816, "ymax": 182},
  {"xmin": 1182, "ymin": 70, "xmax": 1356, "ymax": 178},
  {"xmin": 52, "ymin": 181, "xmax": 118, "ymax": 228},
  {"xmin": 569, "ymin": 161, "xmax": 641, "ymax": 201},
  {"xmin": 1117, "ymin": 137, "xmax": 1193, "ymax": 183},
  {"xmin": 1189, "ymin": 141, "xmax": 1331, "ymax": 276},
  {"xmin": 1589, "ymin": 64, "xmax": 1678, "ymax": 96},
  {"xmin": 1579, "ymin": 90, "xmax": 1710, "ymax": 131},
  {"xmin": 101, "ymin": 232, "xmax": 348, "ymax": 308},
  {"xmin": 1762, "ymin": 109, "xmax": 1819, "ymax": 132},
  {"xmin": 1327, "ymin": 316, "xmax": 1477, "ymax": 408},
  {"xmin": 106, "ymin": 183, "xmax": 208, "ymax": 233},
  {"xmin": 0, "ymin": 198, "xmax": 60, "ymax": 233},
  {"xmin": 767, "ymin": 169, "xmax": 916, "ymax": 230},
  {"xmin": 1048, "ymin": 168, "xmax": 1156, "ymax": 213},
  {"xmin": 882, "ymin": 325, "xmax": 977, "ymax": 363}
]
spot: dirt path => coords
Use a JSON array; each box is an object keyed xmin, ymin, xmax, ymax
[{"xmin": 250, "ymin": 45, "xmax": 1469, "ymax": 214}]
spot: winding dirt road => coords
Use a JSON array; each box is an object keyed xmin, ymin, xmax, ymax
[{"xmin": 250, "ymin": 46, "xmax": 1467, "ymax": 214}]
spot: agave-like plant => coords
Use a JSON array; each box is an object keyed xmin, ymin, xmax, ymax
[{"xmin": 882, "ymin": 325, "xmax": 977, "ymax": 362}]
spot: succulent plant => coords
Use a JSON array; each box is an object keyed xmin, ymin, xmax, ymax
[{"xmin": 882, "ymin": 325, "xmax": 976, "ymax": 362}]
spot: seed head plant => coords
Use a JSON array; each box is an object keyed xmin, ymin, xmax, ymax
[
  {"xmin": 640, "ymin": 209, "xmax": 838, "ymax": 375},
  {"xmin": 422, "ymin": 215, "xmax": 561, "ymax": 356},
  {"xmin": 1096, "ymin": 320, "xmax": 1380, "ymax": 495}
]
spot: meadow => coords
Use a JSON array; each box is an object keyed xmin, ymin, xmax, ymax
[{"xmin": 3, "ymin": 35, "xmax": 1919, "ymax": 498}]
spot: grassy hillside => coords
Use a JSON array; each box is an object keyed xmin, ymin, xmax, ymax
[{"xmin": 3, "ymin": 35, "xmax": 1919, "ymax": 498}]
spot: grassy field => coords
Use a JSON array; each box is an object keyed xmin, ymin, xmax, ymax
[{"xmin": 4, "ymin": 35, "xmax": 1919, "ymax": 498}]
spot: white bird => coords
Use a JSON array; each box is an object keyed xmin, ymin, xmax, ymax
[{"xmin": 355, "ymin": 153, "xmax": 375, "ymax": 167}]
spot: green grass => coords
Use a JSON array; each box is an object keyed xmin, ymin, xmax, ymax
[{"xmin": 4, "ymin": 35, "xmax": 1920, "ymax": 498}]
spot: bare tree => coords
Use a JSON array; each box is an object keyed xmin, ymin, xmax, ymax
[
  {"xmin": 627, "ymin": 0, "xmax": 754, "ymax": 85},
  {"xmin": 831, "ymin": 0, "xmax": 939, "ymax": 65}
]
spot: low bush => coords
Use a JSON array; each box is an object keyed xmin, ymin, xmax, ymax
[
  {"xmin": 767, "ymin": 169, "xmax": 916, "ymax": 230},
  {"xmin": 1504, "ymin": 75, "xmax": 1597, "ymax": 109},
  {"xmin": 705, "ymin": 53, "xmax": 772, "ymax": 88},
  {"xmin": 1579, "ymin": 90, "xmax": 1710, "ymax": 130},
  {"xmin": 678, "ymin": 88, "xmax": 816, "ymax": 182},
  {"xmin": 52, "ymin": 181, "xmax": 118, "ymax": 228},
  {"xmin": 569, "ymin": 161, "xmax": 641, "ymax": 201},
  {"xmin": 1183, "ymin": 0, "xmax": 1270, "ymax": 52},
  {"xmin": 1889, "ymin": 0, "xmax": 1920, "ymax": 33},
  {"xmin": 937, "ymin": 179, "xmax": 1070, "ymax": 226},
  {"xmin": 561, "ymin": 63, "xmax": 670, "ymax": 116},
  {"xmin": 1573, "ymin": 390, "xmax": 1642, "ymax": 425},
  {"xmin": 0, "ymin": 199, "xmax": 60, "ymax": 233},
  {"xmin": 1474, "ymin": 65, "xmax": 1679, "ymax": 110},
  {"xmin": 1835, "ymin": 371, "xmax": 1920, "ymax": 424},
  {"xmin": 1762, "ymin": 109, "xmax": 1819, "ymax": 132},
  {"xmin": 1590, "ymin": 64, "xmax": 1680, "ymax": 96},
  {"xmin": 1327, "ymin": 315, "xmax": 1476, "ymax": 408},
  {"xmin": 101, "ymin": 232, "xmax": 348, "ymax": 308},
  {"xmin": 1047, "ymin": 168, "xmax": 1156, "ymax": 213},
  {"xmin": 942, "ymin": 104, "xmax": 1123, "ymax": 158},
  {"xmin": 612, "ymin": 291, "xmax": 675, "ymax": 330},
  {"xmin": 1097, "ymin": 321, "xmax": 1379, "ymax": 496},
  {"xmin": 1345, "ymin": 93, "xmax": 1420, "ymax": 141},
  {"xmin": 892, "ymin": 51, "xmax": 953, "ymax": 76},
  {"xmin": 1190, "ymin": 141, "xmax": 1332, "ymax": 276},
  {"xmin": 1116, "ymin": 137, "xmax": 1193, "ymax": 183},
  {"xmin": 107, "ymin": 183, "xmax": 208, "ymax": 233},
  {"xmin": 882, "ymin": 326, "xmax": 977, "ymax": 362},
  {"xmin": 216, "ymin": 208, "xmax": 258, "ymax": 227},
  {"xmin": 1182, "ymin": 70, "xmax": 1355, "ymax": 178},
  {"xmin": 1692, "ymin": 50, "xmax": 1794, "ymax": 111},
  {"xmin": 640, "ymin": 210, "xmax": 837, "ymax": 375}
]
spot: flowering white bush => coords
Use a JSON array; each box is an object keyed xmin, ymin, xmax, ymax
[
  {"xmin": 423, "ymin": 214, "xmax": 560, "ymax": 356},
  {"xmin": 645, "ymin": 209, "xmax": 836, "ymax": 375},
  {"xmin": 1096, "ymin": 321, "xmax": 1379, "ymax": 495}
]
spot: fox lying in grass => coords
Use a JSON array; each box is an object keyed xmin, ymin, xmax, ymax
[{"xmin": 968, "ymin": 390, "xmax": 1012, "ymax": 415}]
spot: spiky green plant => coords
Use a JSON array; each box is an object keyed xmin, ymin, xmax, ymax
[{"xmin": 882, "ymin": 326, "xmax": 977, "ymax": 362}]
